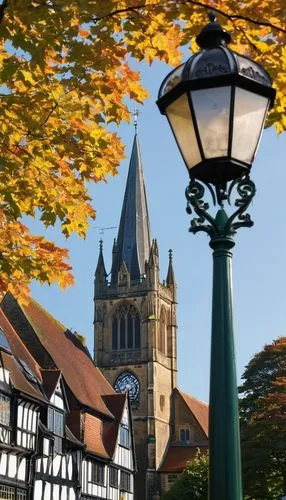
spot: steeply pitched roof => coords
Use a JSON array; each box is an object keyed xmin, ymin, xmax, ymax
[
  {"xmin": 177, "ymin": 389, "xmax": 209, "ymax": 437},
  {"xmin": 1, "ymin": 293, "xmax": 115, "ymax": 418},
  {"xmin": 1, "ymin": 352, "xmax": 47, "ymax": 403},
  {"xmin": 111, "ymin": 133, "xmax": 151, "ymax": 282},
  {"xmin": 40, "ymin": 369, "xmax": 61, "ymax": 400},
  {"xmin": 0, "ymin": 309, "xmax": 42, "ymax": 383},
  {"xmin": 0, "ymin": 309, "xmax": 47, "ymax": 402},
  {"xmin": 159, "ymin": 444, "xmax": 208, "ymax": 472},
  {"xmin": 102, "ymin": 393, "xmax": 127, "ymax": 458}
]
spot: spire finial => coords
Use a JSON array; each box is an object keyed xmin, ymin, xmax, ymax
[
  {"xmin": 208, "ymin": 10, "xmax": 217, "ymax": 22},
  {"xmin": 168, "ymin": 249, "xmax": 173, "ymax": 262},
  {"xmin": 133, "ymin": 108, "xmax": 139, "ymax": 133},
  {"xmin": 99, "ymin": 239, "xmax": 103, "ymax": 252}
]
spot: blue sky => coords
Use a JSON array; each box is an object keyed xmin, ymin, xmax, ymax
[{"xmin": 31, "ymin": 57, "xmax": 286, "ymax": 403}]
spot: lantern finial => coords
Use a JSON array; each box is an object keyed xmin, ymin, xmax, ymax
[
  {"xmin": 196, "ymin": 14, "xmax": 231, "ymax": 49},
  {"xmin": 208, "ymin": 10, "xmax": 217, "ymax": 22}
]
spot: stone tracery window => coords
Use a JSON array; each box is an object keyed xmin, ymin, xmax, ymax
[{"xmin": 112, "ymin": 303, "xmax": 140, "ymax": 350}]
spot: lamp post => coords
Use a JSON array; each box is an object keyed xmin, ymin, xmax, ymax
[{"xmin": 157, "ymin": 13, "xmax": 276, "ymax": 500}]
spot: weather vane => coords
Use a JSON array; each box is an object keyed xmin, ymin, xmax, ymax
[{"xmin": 133, "ymin": 108, "xmax": 139, "ymax": 133}]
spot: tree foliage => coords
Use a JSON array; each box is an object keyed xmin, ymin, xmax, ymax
[
  {"xmin": 239, "ymin": 337, "xmax": 286, "ymax": 499},
  {"xmin": 0, "ymin": 1, "xmax": 285, "ymax": 298},
  {"xmin": 162, "ymin": 450, "xmax": 208, "ymax": 500}
]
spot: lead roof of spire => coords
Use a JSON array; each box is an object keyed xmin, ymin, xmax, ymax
[{"xmin": 112, "ymin": 133, "xmax": 151, "ymax": 281}]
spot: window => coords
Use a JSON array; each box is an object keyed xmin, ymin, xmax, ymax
[
  {"xmin": 17, "ymin": 401, "xmax": 38, "ymax": 450},
  {"xmin": 18, "ymin": 360, "xmax": 39, "ymax": 386},
  {"xmin": 0, "ymin": 485, "xmax": 26, "ymax": 499},
  {"xmin": 168, "ymin": 474, "xmax": 178, "ymax": 484},
  {"xmin": 48, "ymin": 408, "xmax": 64, "ymax": 453},
  {"xmin": 119, "ymin": 425, "xmax": 130, "ymax": 449},
  {"xmin": 91, "ymin": 462, "xmax": 105, "ymax": 485},
  {"xmin": 112, "ymin": 304, "xmax": 140, "ymax": 350},
  {"xmin": 110, "ymin": 467, "xmax": 119, "ymax": 488},
  {"xmin": 160, "ymin": 395, "xmax": 165, "ymax": 411},
  {"xmin": 120, "ymin": 471, "xmax": 131, "ymax": 492},
  {"xmin": 0, "ymin": 394, "xmax": 10, "ymax": 426},
  {"xmin": 159, "ymin": 309, "xmax": 167, "ymax": 354},
  {"xmin": 180, "ymin": 427, "xmax": 190, "ymax": 442},
  {"xmin": 0, "ymin": 329, "xmax": 11, "ymax": 353}
]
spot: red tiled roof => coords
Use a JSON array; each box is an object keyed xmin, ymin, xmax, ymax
[
  {"xmin": 159, "ymin": 445, "xmax": 208, "ymax": 472},
  {"xmin": 177, "ymin": 389, "xmax": 209, "ymax": 437},
  {"xmin": 102, "ymin": 393, "xmax": 127, "ymax": 457},
  {"xmin": 1, "ymin": 352, "xmax": 46, "ymax": 402},
  {"xmin": 0, "ymin": 309, "xmax": 42, "ymax": 382},
  {"xmin": 83, "ymin": 412, "xmax": 109, "ymax": 458},
  {"xmin": 12, "ymin": 296, "xmax": 115, "ymax": 418}
]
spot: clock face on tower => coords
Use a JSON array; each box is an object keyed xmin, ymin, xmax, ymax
[{"xmin": 114, "ymin": 372, "xmax": 140, "ymax": 402}]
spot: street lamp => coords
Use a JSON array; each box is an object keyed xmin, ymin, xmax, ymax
[{"xmin": 157, "ymin": 12, "xmax": 275, "ymax": 500}]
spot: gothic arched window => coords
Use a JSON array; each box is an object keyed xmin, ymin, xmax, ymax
[
  {"xmin": 112, "ymin": 303, "xmax": 140, "ymax": 350},
  {"xmin": 159, "ymin": 308, "xmax": 167, "ymax": 355}
]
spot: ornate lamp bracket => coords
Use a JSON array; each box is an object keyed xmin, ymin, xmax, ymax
[{"xmin": 185, "ymin": 174, "xmax": 256, "ymax": 240}]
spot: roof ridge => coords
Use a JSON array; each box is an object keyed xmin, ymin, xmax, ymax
[{"xmin": 178, "ymin": 388, "xmax": 208, "ymax": 406}]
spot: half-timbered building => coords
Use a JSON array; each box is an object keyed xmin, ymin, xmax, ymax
[{"xmin": 0, "ymin": 294, "xmax": 136, "ymax": 500}]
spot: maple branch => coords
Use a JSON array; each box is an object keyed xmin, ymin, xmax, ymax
[
  {"xmin": 92, "ymin": 0, "xmax": 286, "ymax": 34},
  {"xmin": 181, "ymin": 0, "xmax": 286, "ymax": 33},
  {"xmin": 40, "ymin": 102, "xmax": 58, "ymax": 127},
  {"xmin": 0, "ymin": 0, "xmax": 8, "ymax": 24},
  {"xmin": 231, "ymin": 19, "xmax": 260, "ymax": 53}
]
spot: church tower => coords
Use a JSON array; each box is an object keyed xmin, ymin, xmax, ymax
[{"xmin": 94, "ymin": 132, "xmax": 177, "ymax": 500}]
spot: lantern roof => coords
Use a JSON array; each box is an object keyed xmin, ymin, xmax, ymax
[{"xmin": 158, "ymin": 18, "xmax": 275, "ymax": 110}]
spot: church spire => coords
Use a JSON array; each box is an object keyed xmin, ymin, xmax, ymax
[{"xmin": 111, "ymin": 132, "xmax": 151, "ymax": 282}]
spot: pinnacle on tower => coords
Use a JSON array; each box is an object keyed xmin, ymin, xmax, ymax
[
  {"xmin": 166, "ymin": 249, "xmax": 175, "ymax": 286},
  {"xmin": 94, "ymin": 239, "xmax": 107, "ymax": 294}
]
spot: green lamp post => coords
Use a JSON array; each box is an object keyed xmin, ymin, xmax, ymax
[{"xmin": 157, "ymin": 13, "xmax": 275, "ymax": 500}]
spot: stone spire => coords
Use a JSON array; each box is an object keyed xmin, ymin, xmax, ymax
[
  {"xmin": 166, "ymin": 249, "xmax": 175, "ymax": 286},
  {"xmin": 111, "ymin": 133, "xmax": 151, "ymax": 282}
]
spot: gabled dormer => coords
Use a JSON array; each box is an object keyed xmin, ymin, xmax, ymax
[
  {"xmin": 41, "ymin": 370, "xmax": 68, "ymax": 454},
  {"xmin": 102, "ymin": 393, "xmax": 136, "ymax": 496}
]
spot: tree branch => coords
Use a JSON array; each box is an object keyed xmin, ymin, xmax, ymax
[
  {"xmin": 93, "ymin": 0, "xmax": 286, "ymax": 34},
  {"xmin": 40, "ymin": 102, "xmax": 58, "ymax": 127}
]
